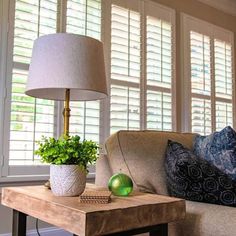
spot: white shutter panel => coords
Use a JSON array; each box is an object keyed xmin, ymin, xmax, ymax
[
  {"xmin": 107, "ymin": 1, "xmax": 175, "ymax": 133},
  {"xmin": 147, "ymin": 91, "xmax": 172, "ymax": 130},
  {"xmin": 191, "ymin": 98, "xmax": 211, "ymax": 134},
  {"xmin": 9, "ymin": 0, "xmax": 57, "ymax": 166},
  {"xmin": 111, "ymin": 5, "xmax": 140, "ymax": 83},
  {"xmin": 67, "ymin": 0, "xmax": 101, "ymax": 39},
  {"xmin": 110, "ymin": 85, "xmax": 140, "ymax": 133},
  {"xmin": 215, "ymin": 102, "xmax": 232, "ymax": 130},
  {"xmin": 190, "ymin": 31, "xmax": 212, "ymax": 134},
  {"xmin": 110, "ymin": 4, "xmax": 141, "ymax": 133},
  {"xmin": 66, "ymin": 0, "xmax": 101, "ymax": 142},
  {"xmin": 13, "ymin": 0, "xmax": 57, "ymax": 64},
  {"xmin": 70, "ymin": 101, "xmax": 100, "ymax": 142},
  {"xmin": 214, "ymin": 40, "xmax": 233, "ymax": 130},
  {"xmin": 183, "ymin": 15, "xmax": 234, "ymax": 134},
  {"xmin": 190, "ymin": 33, "xmax": 233, "ymax": 134},
  {"xmin": 146, "ymin": 11, "xmax": 174, "ymax": 131},
  {"xmin": 190, "ymin": 31, "xmax": 211, "ymax": 96},
  {"xmin": 146, "ymin": 19, "xmax": 172, "ymax": 88}
]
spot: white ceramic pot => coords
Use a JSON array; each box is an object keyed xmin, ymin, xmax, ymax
[{"xmin": 50, "ymin": 164, "xmax": 86, "ymax": 197}]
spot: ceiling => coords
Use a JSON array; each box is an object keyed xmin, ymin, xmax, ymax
[{"xmin": 198, "ymin": 0, "xmax": 236, "ymax": 16}]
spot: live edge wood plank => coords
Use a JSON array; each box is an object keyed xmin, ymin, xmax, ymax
[{"xmin": 1, "ymin": 185, "xmax": 185, "ymax": 236}]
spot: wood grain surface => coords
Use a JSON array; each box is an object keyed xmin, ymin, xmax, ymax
[{"xmin": 1, "ymin": 184, "xmax": 185, "ymax": 236}]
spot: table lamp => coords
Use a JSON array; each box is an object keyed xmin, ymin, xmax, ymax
[{"xmin": 25, "ymin": 33, "xmax": 107, "ymax": 135}]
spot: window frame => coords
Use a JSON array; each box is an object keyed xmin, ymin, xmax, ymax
[
  {"xmin": 0, "ymin": 0, "xmax": 58, "ymax": 181},
  {"xmin": 144, "ymin": 0, "xmax": 176, "ymax": 131},
  {"xmin": 0, "ymin": 1, "xmax": 235, "ymax": 183},
  {"xmin": 103, "ymin": 0, "xmax": 176, "ymax": 135},
  {"xmin": 0, "ymin": 0, "xmax": 10, "ymax": 179},
  {"xmin": 181, "ymin": 13, "xmax": 235, "ymax": 133},
  {"xmin": 0, "ymin": 0, "xmax": 177, "ymax": 181},
  {"xmin": 0, "ymin": 0, "xmax": 100, "ymax": 182}
]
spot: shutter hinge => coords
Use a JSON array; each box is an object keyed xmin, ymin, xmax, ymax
[
  {"xmin": 6, "ymin": 22, "xmax": 9, "ymax": 34},
  {"xmin": 0, "ymin": 155, "xmax": 4, "ymax": 167},
  {"xmin": 3, "ymin": 88, "xmax": 7, "ymax": 100}
]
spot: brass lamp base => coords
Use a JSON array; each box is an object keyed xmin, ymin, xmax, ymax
[
  {"xmin": 45, "ymin": 89, "xmax": 71, "ymax": 189},
  {"xmin": 63, "ymin": 89, "xmax": 71, "ymax": 136}
]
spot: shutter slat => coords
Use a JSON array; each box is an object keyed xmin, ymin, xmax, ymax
[
  {"xmin": 146, "ymin": 14, "xmax": 173, "ymax": 131},
  {"xmin": 191, "ymin": 98, "xmax": 211, "ymax": 135},
  {"xmin": 111, "ymin": 5, "xmax": 141, "ymax": 84},
  {"xmin": 215, "ymin": 39, "xmax": 232, "ymax": 99},
  {"xmin": 147, "ymin": 91, "xmax": 172, "ymax": 131},
  {"xmin": 146, "ymin": 16, "xmax": 172, "ymax": 90},
  {"xmin": 215, "ymin": 101, "xmax": 232, "ymax": 130},
  {"xmin": 110, "ymin": 4, "xmax": 141, "ymax": 134},
  {"xmin": 110, "ymin": 84, "xmax": 140, "ymax": 134},
  {"xmin": 190, "ymin": 29, "xmax": 233, "ymax": 135},
  {"xmin": 190, "ymin": 31, "xmax": 211, "ymax": 97}
]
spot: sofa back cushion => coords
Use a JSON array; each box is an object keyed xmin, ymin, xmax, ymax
[
  {"xmin": 165, "ymin": 140, "xmax": 236, "ymax": 207},
  {"xmin": 105, "ymin": 130, "xmax": 196, "ymax": 195},
  {"xmin": 193, "ymin": 126, "xmax": 236, "ymax": 181}
]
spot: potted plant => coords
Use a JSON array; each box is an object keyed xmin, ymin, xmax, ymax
[{"xmin": 35, "ymin": 135, "xmax": 99, "ymax": 197}]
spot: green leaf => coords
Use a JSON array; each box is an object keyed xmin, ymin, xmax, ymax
[{"xmin": 34, "ymin": 135, "xmax": 99, "ymax": 171}]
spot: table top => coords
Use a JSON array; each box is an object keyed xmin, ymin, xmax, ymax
[{"xmin": 1, "ymin": 184, "xmax": 185, "ymax": 236}]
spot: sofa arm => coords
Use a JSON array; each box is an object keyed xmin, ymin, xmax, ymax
[{"xmin": 95, "ymin": 154, "xmax": 112, "ymax": 187}]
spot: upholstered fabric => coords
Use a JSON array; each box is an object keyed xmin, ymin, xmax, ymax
[
  {"xmin": 104, "ymin": 131, "xmax": 196, "ymax": 195},
  {"xmin": 193, "ymin": 126, "xmax": 236, "ymax": 180},
  {"xmin": 137, "ymin": 201, "xmax": 236, "ymax": 236},
  {"xmin": 165, "ymin": 140, "xmax": 236, "ymax": 207},
  {"xmin": 95, "ymin": 130, "xmax": 236, "ymax": 236},
  {"xmin": 95, "ymin": 154, "xmax": 112, "ymax": 187},
  {"xmin": 175, "ymin": 200, "xmax": 236, "ymax": 236}
]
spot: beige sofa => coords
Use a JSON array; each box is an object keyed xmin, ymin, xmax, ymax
[{"xmin": 95, "ymin": 130, "xmax": 236, "ymax": 236}]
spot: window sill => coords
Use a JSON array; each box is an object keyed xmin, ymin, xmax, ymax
[
  {"xmin": 0, "ymin": 173, "xmax": 95, "ymax": 193},
  {"xmin": 0, "ymin": 175, "xmax": 49, "ymax": 184},
  {"xmin": 0, "ymin": 164, "xmax": 95, "ymax": 183}
]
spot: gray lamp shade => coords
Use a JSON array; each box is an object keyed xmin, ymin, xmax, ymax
[{"xmin": 26, "ymin": 33, "xmax": 107, "ymax": 101}]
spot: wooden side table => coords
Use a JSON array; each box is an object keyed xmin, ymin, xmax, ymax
[{"xmin": 1, "ymin": 184, "xmax": 185, "ymax": 236}]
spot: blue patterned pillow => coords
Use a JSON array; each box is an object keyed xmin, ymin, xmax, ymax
[
  {"xmin": 193, "ymin": 126, "xmax": 236, "ymax": 180},
  {"xmin": 165, "ymin": 140, "xmax": 236, "ymax": 207}
]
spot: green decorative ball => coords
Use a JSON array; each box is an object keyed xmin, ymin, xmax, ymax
[{"xmin": 108, "ymin": 173, "xmax": 133, "ymax": 196}]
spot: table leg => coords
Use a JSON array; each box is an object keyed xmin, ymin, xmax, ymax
[
  {"xmin": 103, "ymin": 223, "xmax": 168, "ymax": 236},
  {"xmin": 12, "ymin": 210, "xmax": 27, "ymax": 236},
  {"xmin": 150, "ymin": 223, "xmax": 168, "ymax": 236}
]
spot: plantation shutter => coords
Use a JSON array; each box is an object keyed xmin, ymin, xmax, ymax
[
  {"xmin": 4, "ymin": 0, "xmax": 102, "ymax": 178},
  {"xmin": 214, "ymin": 39, "xmax": 233, "ymax": 130},
  {"xmin": 190, "ymin": 31, "xmax": 212, "ymax": 134},
  {"xmin": 108, "ymin": 0, "xmax": 175, "ymax": 134},
  {"xmin": 66, "ymin": 0, "xmax": 101, "ymax": 142},
  {"xmin": 183, "ymin": 15, "xmax": 234, "ymax": 135},
  {"xmin": 7, "ymin": 0, "xmax": 57, "ymax": 174},
  {"xmin": 145, "ymin": 2, "xmax": 174, "ymax": 131},
  {"xmin": 110, "ymin": 2, "xmax": 141, "ymax": 134}
]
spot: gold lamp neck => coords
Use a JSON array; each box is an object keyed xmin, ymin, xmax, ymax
[{"xmin": 63, "ymin": 89, "xmax": 71, "ymax": 136}]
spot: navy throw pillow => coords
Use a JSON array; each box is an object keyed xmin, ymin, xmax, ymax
[
  {"xmin": 193, "ymin": 126, "xmax": 236, "ymax": 180},
  {"xmin": 165, "ymin": 140, "xmax": 236, "ymax": 207}
]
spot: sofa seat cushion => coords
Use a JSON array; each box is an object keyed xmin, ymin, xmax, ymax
[
  {"xmin": 105, "ymin": 130, "xmax": 196, "ymax": 195},
  {"xmin": 193, "ymin": 126, "xmax": 236, "ymax": 180},
  {"xmin": 165, "ymin": 140, "xmax": 236, "ymax": 207},
  {"xmin": 175, "ymin": 200, "xmax": 236, "ymax": 236}
]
